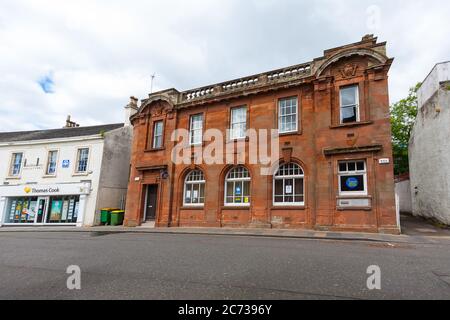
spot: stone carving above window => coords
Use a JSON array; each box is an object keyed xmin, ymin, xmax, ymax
[{"xmin": 340, "ymin": 63, "xmax": 358, "ymax": 78}]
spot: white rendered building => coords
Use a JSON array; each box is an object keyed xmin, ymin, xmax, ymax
[{"xmin": 0, "ymin": 119, "xmax": 133, "ymax": 227}]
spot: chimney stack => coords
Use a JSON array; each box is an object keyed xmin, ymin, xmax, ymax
[
  {"xmin": 124, "ymin": 96, "xmax": 139, "ymax": 126},
  {"xmin": 64, "ymin": 115, "xmax": 80, "ymax": 128}
]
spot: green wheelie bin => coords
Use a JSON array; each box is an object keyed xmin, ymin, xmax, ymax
[
  {"xmin": 110, "ymin": 210, "xmax": 125, "ymax": 226},
  {"xmin": 100, "ymin": 208, "xmax": 116, "ymax": 225}
]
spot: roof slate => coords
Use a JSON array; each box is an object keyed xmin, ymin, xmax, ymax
[{"xmin": 0, "ymin": 123, "xmax": 124, "ymax": 143}]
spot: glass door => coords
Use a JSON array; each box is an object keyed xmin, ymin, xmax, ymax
[{"xmin": 36, "ymin": 197, "xmax": 49, "ymax": 223}]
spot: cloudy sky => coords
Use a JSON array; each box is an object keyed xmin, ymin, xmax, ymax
[{"xmin": 0, "ymin": 0, "xmax": 449, "ymax": 132}]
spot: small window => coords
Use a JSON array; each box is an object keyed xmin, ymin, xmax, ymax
[
  {"xmin": 184, "ymin": 170, "xmax": 205, "ymax": 206},
  {"xmin": 273, "ymin": 163, "xmax": 305, "ymax": 206},
  {"xmin": 152, "ymin": 121, "xmax": 164, "ymax": 149},
  {"xmin": 225, "ymin": 166, "xmax": 251, "ymax": 206},
  {"xmin": 46, "ymin": 151, "xmax": 58, "ymax": 175},
  {"xmin": 338, "ymin": 160, "xmax": 367, "ymax": 195},
  {"xmin": 340, "ymin": 85, "xmax": 360, "ymax": 124},
  {"xmin": 230, "ymin": 106, "xmax": 247, "ymax": 140},
  {"xmin": 278, "ymin": 97, "xmax": 298, "ymax": 134},
  {"xmin": 76, "ymin": 148, "xmax": 89, "ymax": 173},
  {"xmin": 9, "ymin": 153, "xmax": 23, "ymax": 176},
  {"xmin": 189, "ymin": 114, "xmax": 203, "ymax": 145}
]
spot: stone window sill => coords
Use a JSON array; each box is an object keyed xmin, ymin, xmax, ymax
[
  {"xmin": 145, "ymin": 147, "xmax": 165, "ymax": 153},
  {"xmin": 180, "ymin": 206, "xmax": 204, "ymax": 210},
  {"xmin": 330, "ymin": 121, "xmax": 373, "ymax": 129},
  {"xmin": 222, "ymin": 206, "xmax": 250, "ymax": 210},
  {"xmin": 271, "ymin": 206, "xmax": 306, "ymax": 210}
]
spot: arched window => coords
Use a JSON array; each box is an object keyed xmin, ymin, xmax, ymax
[
  {"xmin": 225, "ymin": 166, "xmax": 251, "ymax": 206},
  {"xmin": 273, "ymin": 163, "xmax": 305, "ymax": 206},
  {"xmin": 183, "ymin": 170, "xmax": 205, "ymax": 206}
]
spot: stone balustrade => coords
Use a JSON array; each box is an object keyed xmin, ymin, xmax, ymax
[{"xmin": 180, "ymin": 62, "xmax": 313, "ymax": 103}]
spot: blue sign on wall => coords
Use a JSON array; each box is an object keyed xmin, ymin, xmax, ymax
[
  {"xmin": 345, "ymin": 177, "xmax": 359, "ymax": 190},
  {"xmin": 62, "ymin": 160, "xmax": 70, "ymax": 168}
]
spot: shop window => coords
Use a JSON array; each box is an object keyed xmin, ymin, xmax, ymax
[
  {"xmin": 273, "ymin": 163, "xmax": 305, "ymax": 206},
  {"xmin": 152, "ymin": 121, "xmax": 164, "ymax": 149},
  {"xmin": 340, "ymin": 85, "xmax": 360, "ymax": 124},
  {"xmin": 225, "ymin": 166, "xmax": 251, "ymax": 206},
  {"xmin": 76, "ymin": 148, "xmax": 89, "ymax": 173},
  {"xmin": 189, "ymin": 114, "xmax": 203, "ymax": 146},
  {"xmin": 9, "ymin": 152, "xmax": 23, "ymax": 176},
  {"xmin": 5, "ymin": 197, "xmax": 38, "ymax": 224},
  {"xmin": 46, "ymin": 196, "xmax": 80, "ymax": 223},
  {"xmin": 183, "ymin": 170, "xmax": 205, "ymax": 206},
  {"xmin": 46, "ymin": 150, "xmax": 58, "ymax": 175},
  {"xmin": 278, "ymin": 97, "xmax": 298, "ymax": 134},
  {"xmin": 338, "ymin": 160, "xmax": 367, "ymax": 196},
  {"xmin": 230, "ymin": 106, "xmax": 247, "ymax": 140}
]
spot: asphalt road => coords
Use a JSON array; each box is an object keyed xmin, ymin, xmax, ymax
[{"xmin": 0, "ymin": 231, "xmax": 449, "ymax": 300}]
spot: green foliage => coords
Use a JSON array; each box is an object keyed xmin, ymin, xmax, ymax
[{"xmin": 390, "ymin": 83, "xmax": 421, "ymax": 175}]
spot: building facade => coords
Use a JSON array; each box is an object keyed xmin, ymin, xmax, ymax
[
  {"xmin": 0, "ymin": 121, "xmax": 133, "ymax": 227},
  {"xmin": 124, "ymin": 35, "xmax": 400, "ymax": 234},
  {"xmin": 409, "ymin": 62, "xmax": 450, "ymax": 225}
]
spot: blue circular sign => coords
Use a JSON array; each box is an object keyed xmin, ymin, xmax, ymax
[{"xmin": 346, "ymin": 177, "xmax": 359, "ymax": 189}]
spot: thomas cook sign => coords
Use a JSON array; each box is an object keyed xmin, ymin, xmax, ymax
[
  {"xmin": 24, "ymin": 186, "xmax": 61, "ymax": 194},
  {"xmin": 0, "ymin": 183, "xmax": 91, "ymax": 197}
]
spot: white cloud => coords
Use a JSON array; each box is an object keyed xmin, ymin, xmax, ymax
[{"xmin": 0, "ymin": 0, "xmax": 449, "ymax": 131}]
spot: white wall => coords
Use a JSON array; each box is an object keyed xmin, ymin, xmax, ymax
[
  {"xmin": 409, "ymin": 62, "xmax": 450, "ymax": 225},
  {"xmin": 0, "ymin": 136, "xmax": 105, "ymax": 226},
  {"xmin": 94, "ymin": 126, "xmax": 133, "ymax": 225},
  {"xmin": 395, "ymin": 179, "xmax": 412, "ymax": 214}
]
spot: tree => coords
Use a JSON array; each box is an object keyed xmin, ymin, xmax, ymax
[{"xmin": 390, "ymin": 83, "xmax": 421, "ymax": 176}]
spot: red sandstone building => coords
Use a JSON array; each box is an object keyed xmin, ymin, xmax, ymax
[{"xmin": 124, "ymin": 35, "xmax": 400, "ymax": 234}]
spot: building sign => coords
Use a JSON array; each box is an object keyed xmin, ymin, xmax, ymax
[
  {"xmin": 0, "ymin": 182, "xmax": 91, "ymax": 197},
  {"xmin": 62, "ymin": 160, "xmax": 70, "ymax": 168}
]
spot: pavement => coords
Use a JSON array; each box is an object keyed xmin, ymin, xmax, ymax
[
  {"xmin": 0, "ymin": 230, "xmax": 449, "ymax": 300},
  {"xmin": 1, "ymin": 213, "xmax": 450, "ymax": 245}
]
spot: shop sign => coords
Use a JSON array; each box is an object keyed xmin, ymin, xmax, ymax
[
  {"xmin": 0, "ymin": 183, "xmax": 91, "ymax": 197},
  {"xmin": 62, "ymin": 160, "xmax": 70, "ymax": 168}
]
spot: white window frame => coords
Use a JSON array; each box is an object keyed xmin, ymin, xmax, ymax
[
  {"xmin": 224, "ymin": 166, "xmax": 251, "ymax": 207},
  {"xmin": 338, "ymin": 160, "xmax": 368, "ymax": 196},
  {"xmin": 45, "ymin": 150, "xmax": 59, "ymax": 176},
  {"xmin": 230, "ymin": 106, "xmax": 247, "ymax": 140},
  {"xmin": 339, "ymin": 85, "xmax": 360, "ymax": 124},
  {"xmin": 278, "ymin": 97, "xmax": 298, "ymax": 134},
  {"xmin": 183, "ymin": 170, "xmax": 206, "ymax": 207},
  {"xmin": 9, "ymin": 152, "xmax": 23, "ymax": 177},
  {"xmin": 189, "ymin": 114, "xmax": 203, "ymax": 146},
  {"xmin": 273, "ymin": 163, "xmax": 305, "ymax": 206},
  {"xmin": 75, "ymin": 148, "xmax": 90, "ymax": 174},
  {"xmin": 152, "ymin": 120, "xmax": 164, "ymax": 149}
]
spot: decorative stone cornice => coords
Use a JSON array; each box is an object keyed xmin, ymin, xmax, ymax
[{"xmin": 323, "ymin": 144, "xmax": 383, "ymax": 156}]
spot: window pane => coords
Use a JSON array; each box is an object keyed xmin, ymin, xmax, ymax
[
  {"xmin": 342, "ymin": 106, "xmax": 357, "ymax": 123},
  {"xmin": 294, "ymin": 178, "xmax": 304, "ymax": 196},
  {"xmin": 340, "ymin": 175, "xmax": 365, "ymax": 192},
  {"xmin": 185, "ymin": 184, "xmax": 192, "ymax": 204},
  {"xmin": 226, "ymin": 182, "xmax": 233, "ymax": 198},
  {"xmin": 285, "ymin": 179, "xmax": 294, "ymax": 195},
  {"xmin": 357, "ymin": 161, "xmax": 365, "ymax": 171},
  {"xmin": 274, "ymin": 179, "xmax": 283, "ymax": 196},
  {"xmin": 77, "ymin": 149, "xmax": 89, "ymax": 172},
  {"xmin": 339, "ymin": 163, "xmax": 347, "ymax": 172},
  {"xmin": 341, "ymin": 86, "xmax": 357, "ymax": 105},
  {"xmin": 279, "ymin": 98, "xmax": 298, "ymax": 133},
  {"xmin": 192, "ymin": 183, "xmax": 200, "ymax": 203},
  {"xmin": 348, "ymin": 162, "xmax": 356, "ymax": 171}
]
